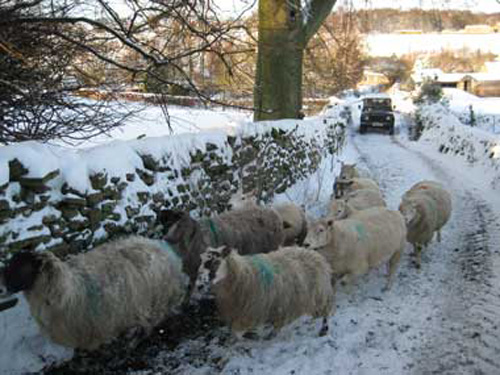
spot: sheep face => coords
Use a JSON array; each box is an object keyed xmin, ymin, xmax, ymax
[
  {"xmin": 303, "ymin": 219, "xmax": 334, "ymax": 250},
  {"xmin": 195, "ymin": 246, "xmax": 231, "ymax": 295},
  {"xmin": 399, "ymin": 202, "xmax": 418, "ymax": 226},
  {"xmin": 159, "ymin": 210, "xmax": 197, "ymax": 246},
  {"xmin": 339, "ymin": 163, "xmax": 357, "ymax": 180},
  {"xmin": 331, "ymin": 199, "xmax": 348, "ymax": 219},
  {"xmin": 2, "ymin": 252, "xmax": 43, "ymax": 294}
]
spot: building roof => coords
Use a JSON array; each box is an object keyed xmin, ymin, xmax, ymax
[{"xmin": 413, "ymin": 68, "xmax": 500, "ymax": 84}]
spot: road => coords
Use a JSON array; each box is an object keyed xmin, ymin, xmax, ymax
[{"xmin": 46, "ymin": 119, "xmax": 500, "ymax": 375}]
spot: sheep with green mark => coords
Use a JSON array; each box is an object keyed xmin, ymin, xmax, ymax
[
  {"xmin": 304, "ymin": 207, "xmax": 406, "ymax": 291},
  {"xmin": 1, "ymin": 236, "xmax": 188, "ymax": 351},
  {"xmin": 159, "ymin": 206, "xmax": 285, "ymax": 301},
  {"xmin": 196, "ymin": 245, "xmax": 335, "ymax": 338}
]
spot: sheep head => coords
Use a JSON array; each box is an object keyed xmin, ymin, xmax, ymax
[
  {"xmin": 195, "ymin": 246, "xmax": 232, "ymax": 295},
  {"xmin": 339, "ymin": 163, "xmax": 357, "ymax": 180},
  {"xmin": 399, "ymin": 200, "xmax": 419, "ymax": 227},
  {"xmin": 159, "ymin": 210, "xmax": 197, "ymax": 246},
  {"xmin": 2, "ymin": 251, "xmax": 43, "ymax": 294},
  {"xmin": 303, "ymin": 218, "xmax": 335, "ymax": 250},
  {"xmin": 330, "ymin": 199, "xmax": 348, "ymax": 220}
]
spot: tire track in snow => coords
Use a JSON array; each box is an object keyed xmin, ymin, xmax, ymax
[{"xmin": 384, "ymin": 133, "xmax": 500, "ymax": 374}]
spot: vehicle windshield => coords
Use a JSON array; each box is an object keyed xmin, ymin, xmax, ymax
[{"xmin": 363, "ymin": 98, "xmax": 392, "ymax": 111}]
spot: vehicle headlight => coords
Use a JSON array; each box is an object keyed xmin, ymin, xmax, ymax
[
  {"xmin": 386, "ymin": 115, "xmax": 392, "ymax": 121},
  {"xmin": 362, "ymin": 115, "xmax": 369, "ymax": 120}
]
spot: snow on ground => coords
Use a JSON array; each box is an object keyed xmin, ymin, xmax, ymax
[
  {"xmin": 3, "ymin": 92, "xmax": 500, "ymax": 374},
  {"xmin": 442, "ymin": 88, "xmax": 500, "ymax": 133},
  {"xmin": 365, "ymin": 33, "xmax": 500, "ymax": 57},
  {"xmin": 61, "ymin": 103, "xmax": 252, "ymax": 149},
  {"xmin": 119, "ymin": 95, "xmax": 500, "ymax": 375}
]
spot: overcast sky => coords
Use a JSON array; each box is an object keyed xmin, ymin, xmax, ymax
[{"xmin": 214, "ymin": 0, "xmax": 500, "ymax": 15}]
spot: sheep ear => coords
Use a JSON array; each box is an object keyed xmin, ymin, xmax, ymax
[
  {"xmin": 3, "ymin": 252, "xmax": 43, "ymax": 294},
  {"xmin": 221, "ymin": 246, "xmax": 232, "ymax": 258}
]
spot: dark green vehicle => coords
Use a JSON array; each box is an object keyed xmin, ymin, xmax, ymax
[{"xmin": 359, "ymin": 95, "xmax": 395, "ymax": 135}]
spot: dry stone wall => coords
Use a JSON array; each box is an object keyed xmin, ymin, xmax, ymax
[{"xmin": 0, "ymin": 118, "xmax": 345, "ymax": 260}]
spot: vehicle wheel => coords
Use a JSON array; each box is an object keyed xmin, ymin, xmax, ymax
[
  {"xmin": 388, "ymin": 126, "xmax": 394, "ymax": 135},
  {"xmin": 359, "ymin": 126, "xmax": 366, "ymax": 134}
]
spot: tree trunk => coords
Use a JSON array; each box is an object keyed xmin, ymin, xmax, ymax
[{"xmin": 254, "ymin": 0, "xmax": 337, "ymax": 121}]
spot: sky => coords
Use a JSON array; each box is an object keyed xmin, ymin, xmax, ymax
[{"xmin": 214, "ymin": 0, "xmax": 500, "ymax": 15}]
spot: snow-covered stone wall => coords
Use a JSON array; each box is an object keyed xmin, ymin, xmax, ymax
[
  {"xmin": 414, "ymin": 103, "xmax": 500, "ymax": 187},
  {"xmin": 0, "ymin": 118, "xmax": 345, "ymax": 259}
]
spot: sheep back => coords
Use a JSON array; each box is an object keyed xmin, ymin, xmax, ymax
[
  {"xmin": 406, "ymin": 180, "xmax": 452, "ymax": 231},
  {"xmin": 205, "ymin": 206, "xmax": 285, "ymax": 254},
  {"xmin": 24, "ymin": 236, "xmax": 187, "ymax": 350},
  {"xmin": 399, "ymin": 191, "xmax": 439, "ymax": 247},
  {"xmin": 213, "ymin": 247, "xmax": 334, "ymax": 334},
  {"xmin": 307, "ymin": 208, "xmax": 406, "ymax": 280},
  {"xmin": 330, "ymin": 188, "xmax": 386, "ymax": 219}
]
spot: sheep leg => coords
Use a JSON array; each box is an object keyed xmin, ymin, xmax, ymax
[
  {"xmin": 414, "ymin": 244, "xmax": 422, "ymax": 270},
  {"xmin": 384, "ymin": 249, "xmax": 402, "ymax": 292},
  {"xmin": 319, "ymin": 317, "xmax": 329, "ymax": 337}
]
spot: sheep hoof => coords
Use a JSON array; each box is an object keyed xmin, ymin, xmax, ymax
[{"xmin": 319, "ymin": 326, "xmax": 329, "ymax": 337}]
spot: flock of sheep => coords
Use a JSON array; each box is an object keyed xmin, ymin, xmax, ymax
[{"xmin": 0, "ymin": 163, "xmax": 452, "ymax": 354}]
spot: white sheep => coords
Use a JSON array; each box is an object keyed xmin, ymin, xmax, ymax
[
  {"xmin": 330, "ymin": 188, "xmax": 386, "ymax": 219},
  {"xmin": 273, "ymin": 202, "xmax": 308, "ymax": 246},
  {"xmin": 196, "ymin": 245, "xmax": 335, "ymax": 338},
  {"xmin": 339, "ymin": 163, "xmax": 360, "ymax": 180},
  {"xmin": 335, "ymin": 177, "xmax": 380, "ymax": 198},
  {"xmin": 406, "ymin": 180, "xmax": 452, "ymax": 242},
  {"xmin": 399, "ymin": 181, "xmax": 451, "ymax": 268},
  {"xmin": 1, "ymin": 236, "xmax": 188, "ymax": 351},
  {"xmin": 304, "ymin": 207, "xmax": 407, "ymax": 291},
  {"xmin": 159, "ymin": 205, "xmax": 285, "ymax": 300}
]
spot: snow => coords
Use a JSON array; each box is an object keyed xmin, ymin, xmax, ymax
[
  {"xmin": 66, "ymin": 104, "xmax": 252, "ymax": 149},
  {"xmin": 365, "ymin": 33, "xmax": 500, "ymax": 57},
  {"xmin": 3, "ymin": 90, "xmax": 500, "ymax": 374}
]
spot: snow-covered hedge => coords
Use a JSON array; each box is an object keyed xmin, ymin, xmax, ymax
[
  {"xmin": 415, "ymin": 103, "xmax": 500, "ymax": 186},
  {"xmin": 0, "ymin": 118, "xmax": 345, "ymax": 259}
]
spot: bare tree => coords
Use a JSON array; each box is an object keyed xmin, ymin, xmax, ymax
[{"xmin": 0, "ymin": 0, "xmax": 255, "ymax": 144}]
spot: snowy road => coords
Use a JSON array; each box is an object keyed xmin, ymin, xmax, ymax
[
  {"xmin": 46, "ymin": 122, "xmax": 500, "ymax": 375},
  {"xmin": 348, "ymin": 124, "xmax": 500, "ymax": 375}
]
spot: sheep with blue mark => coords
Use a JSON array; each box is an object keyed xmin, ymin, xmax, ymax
[
  {"xmin": 159, "ymin": 206, "xmax": 285, "ymax": 301},
  {"xmin": 196, "ymin": 245, "xmax": 335, "ymax": 338},
  {"xmin": 0, "ymin": 236, "xmax": 188, "ymax": 351},
  {"xmin": 304, "ymin": 207, "xmax": 407, "ymax": 291}
]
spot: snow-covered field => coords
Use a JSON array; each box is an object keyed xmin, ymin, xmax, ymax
[
  {"xmin": 365, "ymin": 33, "xmax": 500, "ymax": 57},
  {"xmin": 3, "ymin": 93, "xmax": 500, "ymax": 374},
  {"xmin": 63, "ymin": 103, "xmax": 253, "ymax": 149},
  {"xmin": 442, "ymin": 88, "xmax": 500, "ymax": 133}
]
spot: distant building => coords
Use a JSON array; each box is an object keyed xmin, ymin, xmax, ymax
[
  {"xmin": 413, "ymin": 68, "xmax": 500, "ymax": 97},
  {"xmin": 359, "ymin": 70, "xmax": 390, "ymax": 87},
  {"xmin": 462, "ymin": 24, "xmax": 494, "ymax": 34},
  {"xmin": 397, "ymin": 29, "xmax": 423, "ymax": 34}
]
